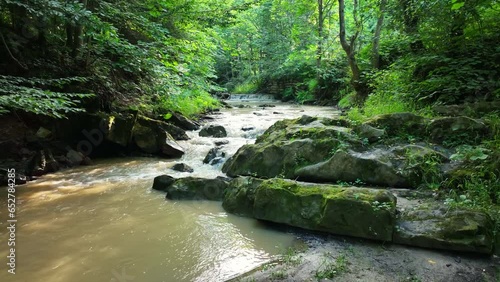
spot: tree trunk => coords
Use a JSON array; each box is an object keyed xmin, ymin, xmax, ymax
[
  {"xmin": 372, "ymin": 0, "xmax": 387, "ymax": 69},
  {"xmin": 317, "ymin": 0, "xmax": 324, "ymax": 74},
  {"xmin": 338, "ymin": 0, "xmax": 367, "ymax": 102}
]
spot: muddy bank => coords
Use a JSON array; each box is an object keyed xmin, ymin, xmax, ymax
[{"xmin": 231, "ymin": 231, "xmax": 499, "ymax": 282}]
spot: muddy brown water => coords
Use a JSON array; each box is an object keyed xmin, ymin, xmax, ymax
[{"xmin": 0, "ymin": 98, "xmax": 339, "ymax": 282}]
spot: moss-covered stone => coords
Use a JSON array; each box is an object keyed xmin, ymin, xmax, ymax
[
  {"xmin": 251, "ymin": 179, "xmax": 396, "ymax": 241},
  {"xmin": 364, "ymin": 112, "xmax": 428, "ymax": 136},
  {"xmin": 427, "ymin": 116, "xmax": 490, "ymax": 146},
  {"xmin": 132, "ymin": 116, "xmax": 185, "ymax": 158},
  {"xmin": 394, "ymin": 208, "xmax": 494, "ymax": 254},
  {"xmin": 164, "ymin": 177, "xmax": 229, "ymax": 201},
  {"xmin": 354, "ymin": 123, "xmax": 386, "ymax": 143},
  {"xmin": 222, "ymin": 138, "xmax": 338, "ymax": 178},
  {"xmin": 296, "ymin": 150, "xmax": 410, "ymax": 187},
  {"xmin": 224, "ymin": 116, "xmax": 358, "ymax": 179},
  {"xmin": 222, "ymin": 176, "xmax": 264, "ymax": 217},
  {"xmin": 104, "ymin": 114, "xmax": 137, "ymax": 147}
]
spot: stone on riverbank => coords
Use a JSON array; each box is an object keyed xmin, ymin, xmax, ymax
[
  {"xmin": 223, "ymin": 178, "xmax": 397, "ymax": 241},
  {"xmin": 222, "ymin": 176, "xmax": 264, "ymax": 217},
  {"xmin": 296, "ymin": 149, "xmax": 409, "ymax": 187},
  {"xmin": 394, "ymin": 207, "xmax": 494, "ymax": 254},
  {"xmin": 133, "ymin": 117, "xmax": 185, "ymax": 158},
  {"xmin": 223, "ymin": 116, "xmax": 356, "ymax": 179}
]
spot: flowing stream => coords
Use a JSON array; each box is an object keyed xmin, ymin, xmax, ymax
[{"xmin": 0, "ymin": 97, "xmax": 339, "ymax": 282}]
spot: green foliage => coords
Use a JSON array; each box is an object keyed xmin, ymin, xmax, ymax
[
  {"xmin": 233, "ymin": 80, "xmax": 259, "ymax": 94},
  {"xmin": 159, "ymin": 90, "xmax": 219, "ymax": 118},
  {"xmin": 404, "ymin": 149, "xmax": 443, "ymax": 190},
  {"xmin": 450, "ymin": 145, "xmax": 490, "ymax": 162},
  {"xmin": 0, "ymin": 75, "xmax": 93, "ymax": 118}
]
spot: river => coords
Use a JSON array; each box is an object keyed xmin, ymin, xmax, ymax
[{"xmin": 0, "ymin": 97, "xmax": 339, "ymax": 282}]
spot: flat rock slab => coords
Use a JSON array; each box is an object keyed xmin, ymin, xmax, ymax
[
  {"xmin": 394, "ymin": 207, "xmax": 494, "ymax": 254},
  {"xmin": 223, "ymin": 177, "xmax": 397, "ymax": 241}
]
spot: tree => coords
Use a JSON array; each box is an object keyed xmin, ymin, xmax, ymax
[{"xmin": 338, "ymin": 0, "xmax": 367, "ymax": 102}]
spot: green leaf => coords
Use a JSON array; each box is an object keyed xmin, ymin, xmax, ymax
[{"xmin": 451, "ymin": 2, "xmax": 465, "ymax": 10}]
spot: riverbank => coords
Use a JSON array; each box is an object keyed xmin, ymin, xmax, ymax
[{"xmin": 232, "ymin": 229, "xmax": 499, "ymax": 282}]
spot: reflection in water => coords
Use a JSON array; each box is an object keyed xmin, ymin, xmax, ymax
[{"xmin": 0, "ymin": 101, "xmax": 338, "ymax": 281}]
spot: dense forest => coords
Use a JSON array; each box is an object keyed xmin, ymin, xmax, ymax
[{"xmin": 1, "ymin": 0, "xmax": 498, "ymax": 116}]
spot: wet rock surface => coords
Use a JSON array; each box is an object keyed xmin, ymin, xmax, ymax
[{"xmin": 199, "ymin": 124, "xmax": 227, "ymax": 138}]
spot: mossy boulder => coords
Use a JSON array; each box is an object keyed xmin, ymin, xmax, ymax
[
  {"xmin": 223, "ymin": 116, "xmax": 358, "ymax": 179},
  {"xmin": 154, "ymin": 176, "xmax": 229, "ymax": 200},
  {"xmin": 223, "ymin": 178, "xmax": 397, "ymax": 241},
  {"xmin": 364, "ymin": 112, "xmax": 428, "ymax": 136},
  {"xmin": 166, "ymin": 111, "xmax": 200, "ymax": 131},
  {"xmin": 222, "ymin": 138, "xmax": 339, "ymax": 178},
  {"xmin": 354, "ymin": 124, "xmax": 386, "ymax": 143},
  {"xmin": 432, "ymin": 101, "xmax": 500, "ymax": 117},
  {"xmin": 103, "ymin": 114, "xmax": 137, "ymax": 147},
  {"xmin": 394, "ymin": 207, "xmax": 494, "ymax": 254},
  {"xmin": 222, "ymin": 176, "xmax": 264, "ymax": 217},
  {"xmin": 427, "ymin": 116, "xmax": 489, "ymax": 146},
  {"xmin": 255, "ymin": 115, "xmax": 354, "ymax": 144},
  {"xmin": 295, "ymin": 149, "xmax": 410, "ymax": 187},
  {"xmin": 132, "ymin": 117, "xmax": 185, "ymax": 158}
]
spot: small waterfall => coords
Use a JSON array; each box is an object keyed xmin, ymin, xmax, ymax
[{"xmin": 229, "ymin": 94, "xmax": 276, "ymax": 101}]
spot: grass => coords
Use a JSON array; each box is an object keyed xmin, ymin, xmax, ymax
[
  {"xmin": 233, "ymin": 80, "xmax": 259, "ymax": 94},
  {"xmin": 280, "ymin": 247, "xmax": 303, "ymax": 267},
  {"xmin": 314, "ymin": 252, "xmax": 348, "ymax": 280},
  {"xmin": 160, "ymin": 89, "xmax": 219, "ymax": 118},
  {"xmin": 270, "ymin": 270, "xmax": 287, "ymax": 280}
]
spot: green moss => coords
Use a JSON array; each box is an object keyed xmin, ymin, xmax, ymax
[{"xmin": 259, "ymin": 179, "xmax": 393, "ymax": 206}]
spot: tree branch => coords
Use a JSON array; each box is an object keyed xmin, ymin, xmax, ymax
[{"xmin": 0, "ymin": 30, "xmax": 28, "ymax": 70}]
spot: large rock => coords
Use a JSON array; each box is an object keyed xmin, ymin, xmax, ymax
[
  {"xmin": 199, "ymin": 125, "xmax": 227, "ymax": 138},
  {"xmin": 427, "ymin": 116, "xmax": 489, "ymax": 145},
  {"xmin": 354, "ymin": 124, "xmax": 385, "ymax": 143},
  {"xmin": 103, "ymin": 114, "xmax": 137, "ymax": 146},
  {"xmin": 432, "ymin": 101, "xmax": 500, "ymax": 117},
  {"xmin": 394, "ymin": 207, "xmax": 494, "ymax": 254},
  {"xmin": 296, "ymin": 150, "xmax": 409, "ymax": 187},
  {"xmin": 53, "ymin": 112, "xmax": 137, "ymax": 147},
  {"xmin": 223, "ymin": 139, "xmax": 338, "ymax": 178},
  {"xmin": 223, "ymin": 116, "xmax": 357, "ymax": 179},
  {"xmin": 166, "ymin": 112, "xmax": 200, "ymax": 131},
  {"xmin": 132, "ymin": 117, "xmax": 185, "ymax": 158},
  {"xmin": 162, "ymin": 177, "xmax": 229, "ymax": 200},
  {"xmin": 222, "ymin": 176, "xmax": 264, "ymax": 217},
  {"xmin": 226, "ymin": 178, "xmax": 397, "ymax": 241},
  {"xmin": 152, "ymin": 175, "xmax": 176, "ymax": 191},
  {"xmin": 364, "ymin": 112, "xmax": 428, "ymax": 136}
]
